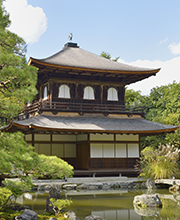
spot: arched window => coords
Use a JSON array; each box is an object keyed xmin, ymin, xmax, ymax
[
  {"xmin": 58, "ymin": 84, "xmax": 70, "ymax": 98},
  {"xmin": 43, "ymin": 85, "xmax": 48, "ymax": 100},
  {"xmin": 83, "ymin": 86, "xmax": 95, "ymax": 100},
  {"xmin": 107, "ymin": 87, "xmax": 118, "ymax": 101}
]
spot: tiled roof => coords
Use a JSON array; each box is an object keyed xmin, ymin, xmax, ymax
[
  {"xmin": 29, "ymin": 44, "xmax": 160, "ymax": 74},
  {"xmin": 2, "ymin": 114, "xmax": 178, "ymax": 135}
]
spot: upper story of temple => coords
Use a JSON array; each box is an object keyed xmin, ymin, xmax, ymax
[{"xmin": 23, "ymin": 42, "xmax": 160, "ymax": 118}]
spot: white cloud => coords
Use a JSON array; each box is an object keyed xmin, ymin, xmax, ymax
[
  {"xmin": 3, "ymin": 0, "xmax": 47, "ymax": 44},
  {"xmin": 169, "ymin": 42, "xmax": 180, "ymax": 55},
  {"xmin": 127, "ymin": 57, "xmax": 180, "ymax": 95},
  {"xmin": 158, "ymin": 37, "xmax": 168, "ymax": 45}
]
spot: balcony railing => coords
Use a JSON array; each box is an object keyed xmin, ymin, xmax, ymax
[{"xmin": 19, "ymin": 101, "xmax": 145, "ymax": 118}]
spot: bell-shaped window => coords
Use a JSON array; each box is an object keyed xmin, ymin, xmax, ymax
[
  {"xmin": 58, "ymin": 84, "xmax": 70, "ymax": 98},
  {"xmin": 83, "ymin": 86, "xmax": 95, "ymax": 100},
  {"xmin": 43, "ymin": 85, "xmax": 48, "ymax": 100},
  {"xmin": 107, "ymin": 87, "xmax": 118, "ymax": 101}
]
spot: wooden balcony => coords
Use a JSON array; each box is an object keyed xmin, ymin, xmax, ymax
[{"xmin": 20, "ymin": 101, "xmax": 145, "ymax": 117}]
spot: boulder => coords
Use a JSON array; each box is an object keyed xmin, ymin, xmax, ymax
[
  {"xmin": 84, "ymin": 215, "xmax": 104, "ymax": 220},
  {"xmin": 76, "ymin": 184, "xmax": 88, "ymax": 190},
  {"xmin": 15, "ymin": 209, "xmax": 37, "ymax": 220},
  {"xmin": 63, "ymin": 184, "xmax": 77, "ymax": 190},
  {"xmin": 133, "ymin": 194, "xmax": 162, "ymax": 208},
  {"xmin": 119, "ymin": 182, "xmax": 128, "ymax": 189},
  {"xmin": 87, "ymin": 183, "xmax": 103, "ymax": 190},
  {"xmin": 64, "ymin": 211, "xmax": 80, "ymax": 220},
  {"xmin": 141, "ymin": 179, "xmax": 156, "ymax": 190},
  {"xmin": 45, "ymin": 187, "xmax": 61, "ymax": 213}
]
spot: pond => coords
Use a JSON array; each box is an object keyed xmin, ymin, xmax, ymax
[{"xmin": 20, "ymin": 189, "xmax": 180, "ymax": 220}]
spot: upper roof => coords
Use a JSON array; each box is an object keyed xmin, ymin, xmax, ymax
[
  {"xmin": 29, "ymin": 42, "xmax": 160, "ymax": 85},
  {"xmin": 1, "ymin": 114, "xmax": 179, "ymax": 136}
]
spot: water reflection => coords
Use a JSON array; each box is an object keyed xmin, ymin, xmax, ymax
[
  {"xmin": 92, "ymin": 209, "xmax": 141, "ymax": 220},
  {"xmin": 21, "ymin": 189, "xmax": 180, "ymax": 220}
]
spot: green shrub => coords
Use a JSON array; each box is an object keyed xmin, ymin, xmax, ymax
[
  {"xmin": 50, "ymin": 198, "xmax": 72, "ymax": 216},
  {"xmin": 0, "ymin": 187, "xmax": 12, "ymax": 210},
  {"xmin": 137, "ymin": 144, "xmax": 180, "ymax": 179},
  {"xmin": 34, "ymin": 155, "xmax": 74, "ymax": 179}
]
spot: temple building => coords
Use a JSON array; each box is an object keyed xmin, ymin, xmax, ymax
[{"xmin": 1, "ymin": 42, "xmax": 179, "ymax": 176}]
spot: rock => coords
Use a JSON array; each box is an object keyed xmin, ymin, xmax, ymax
[
  {"xmin": 15, "ymin": 209, "xmax": 37, "ymax": 220},
  {"xmin": 169, "ymin": 184, "xmax": 179, "ymax": 192},
  {"xmin": 64, "ymin": 211, "xmax": 80, "ymax": 220},
  {"xmin": 128, "ymin": 182, "xmax": 137, "ymax": 189},
  {"xmin": 119, "ymin": 182, "xmax": 128, "ymax": 189},
  {"xmin": 45, "ymin": 187, "xmax": 61, "ymax": 213},
  {"xmin": 102, "ymin": 183, "xmax": 111, "ymax": 190},
  {"xmin": 44, "ymin": 184, "xmax": 52, "ymax": 192},
  {"xmin": 84, "ymin": 215, "xmax": 104, "ymax": 220},
  {"xmin": 87, "ymin": 183, "xmax": 103, "ymax": 190},
  {"xmin": 133, "ymin": 194, "xmax": 162, "ymax": 208},
  {"xmin": 76, "ymin": 184, "xmax": 88, "ymax": 190},
  {"xmin": 63, "ymin": 184, "xmax": 77, "ymax": 190},
  {"xmin": 111, "ymin": 182, "xmax": 120, "ymax": 189},
  {"xmin": 37, "ymin": 185, "xmax": 45, "ymax": 192},
  {"xmin": 49, "ymin": 218, "xmax": 58, "ymax": 220},
  {"xmin": 141, "ymin": 179, "xmax": 156, "ymax": 190}
]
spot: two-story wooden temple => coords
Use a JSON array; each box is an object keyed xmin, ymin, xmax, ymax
[{"xmin": 1, "ymin": 42, "xmax": 179, "ymax": 176}]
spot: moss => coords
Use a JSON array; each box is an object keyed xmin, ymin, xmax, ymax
[
  {"xmin": 0, "ymin": 210, "xmax": 65, "ymax": 220},
  {"xmin": 134, "ymin": 201, "xmax": 147, "ymax": 209}
]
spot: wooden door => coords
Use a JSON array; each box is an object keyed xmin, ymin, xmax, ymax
[{"xmin": 77, "ymin": 143, "xmax": 89, "ymax": 169}]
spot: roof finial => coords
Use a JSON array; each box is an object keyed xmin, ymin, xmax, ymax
[{"xmin": 68, "ymin": 33, "xmax": 73, "ymax": 41}]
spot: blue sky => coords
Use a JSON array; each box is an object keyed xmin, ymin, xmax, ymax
[{"xmin": 4, "ymin": 0, "xmax": 180, "ymax": 95}]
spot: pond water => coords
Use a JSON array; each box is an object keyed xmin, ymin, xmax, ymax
[{"xmin": 20, "ymin": 189, "xmax": 180, "ymax": 220}]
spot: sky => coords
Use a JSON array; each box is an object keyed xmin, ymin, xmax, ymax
[{"xmin": 3, "ymin": 0, "xmax": 180, "ymax": 95}]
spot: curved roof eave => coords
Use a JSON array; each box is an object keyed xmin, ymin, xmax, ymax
[
  {"xmin": 28, "ymin": 57, "xmax": 160, "ymax": 75},
  {"xmin": 1, "ymin": 115, "xmax": 179, "ymax": 136}
]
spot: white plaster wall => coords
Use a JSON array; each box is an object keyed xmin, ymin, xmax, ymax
[
  {"xmin": 25, "ymin": 134, "xmax": 32, "ymax": 141},
  {"xmin": 116, "ymin": 134, "xmax": 139, "ymax": 141},
  {"xmin": 52, "ymin": 144, "xmax": 64, "ymax": 157},
  {"xmin": 77, "ymin": 134, "xmax": 88, "ymax": 141},
  {"xmin": 90, "ymin": 133, "xmax": 114, "ymax": 141},
  {"xmin": 64, "ymin": 144, "xmax": 76, "ymax": 158},
  {"xmin": 34, "ymin": 134, "xmax": 50, "ymax": 141},
  {"xmin": 52, "ymin": 134, "xmax": 76, "ymax": 141},
  {"xmin": 35, "ymin": 143, "xmax": 51, "ymax": 155}
]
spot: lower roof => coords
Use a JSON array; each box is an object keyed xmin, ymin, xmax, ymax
[{"xmin": 1, "ymin": 114, "xmax": 179, "ymax": 136}]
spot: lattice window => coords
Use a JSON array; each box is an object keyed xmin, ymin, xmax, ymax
[
  {"xmin": 58, "ymin": 84, "xmax": 70, "ymax": 98},
  {"xmin": 83, "ymin": 86, "xmax": 95, "ymax": 100},
  {"xmin": 43, "ymin": 85, "xmax": 48, "ymax": 100},
  {"xmin": 107, "ymin": 87, "xmax": 118, "ymax": 101}
]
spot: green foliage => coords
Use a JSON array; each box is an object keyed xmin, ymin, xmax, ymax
[
  {"xmin": 125, "ymin": 88, "xmax": 144, "ymax": 106},
  {"xmin": 125, "ymin": 82, "xmax": 180, "ymax": 148},
  {"xmin": 137, "ymin": 144, "xmax": 180, "ymax": 179},
  {"xmin": 50, "ymin": 198, "xmax": 72, "ymax": 216},
  {"xmin": 0, "ymin": 187, "xmax": 11, "ymax": 210},
  {"xmin": 100, "ymin": 51, "xmax": 119, "ymax": 62},
  {"xmin": 0, "ymin": 1, "xmax": 37, "ymax": 123},
  {"xmin": 0, "ymin": 132, "xmax": 40, "ymax": 177},
  {"xmin": 34, "ymin": 154, "xmax": 74, "ymax": 179}
]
